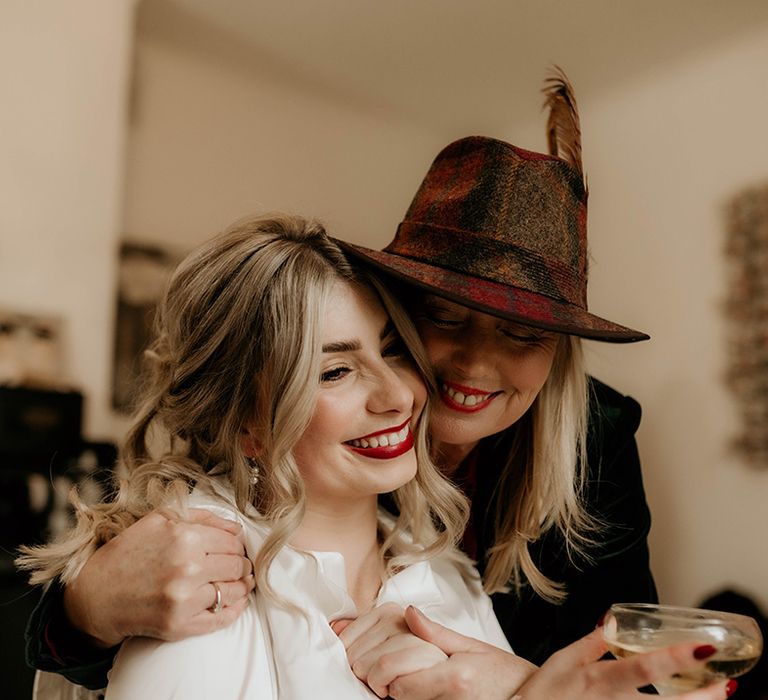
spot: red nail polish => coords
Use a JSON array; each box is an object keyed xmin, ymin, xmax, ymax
[
  {"xmin": 726, "ymin": 679, "xmax": 738, "ymax": 697},
  {"xmin": 693, "ymin": 644, "xmax": 717, "ymax": 660}
]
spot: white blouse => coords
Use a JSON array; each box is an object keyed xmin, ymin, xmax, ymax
[{"xmin": 105, "ymin": 487, "xmax": 512, "ymax": 700}]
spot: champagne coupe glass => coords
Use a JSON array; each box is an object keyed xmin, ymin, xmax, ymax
[{"xmin": 603, "ymin": 603, "xmax": 763, "ymax": 695}]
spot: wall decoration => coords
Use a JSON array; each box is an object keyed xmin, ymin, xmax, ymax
[
  {"xmin": 111, "ymin": 242, "xmax": 178, "ymax": 412},
  {"xmin": 724, "ymin": 183, "xmax": 768, "ymax": 467},
  {"xmin": 0, "ymin": 310, "xmax": 65, "ymax": 389}
]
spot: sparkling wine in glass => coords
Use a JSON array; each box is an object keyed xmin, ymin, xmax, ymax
[{"xmin": 603, "ymin": 603, "xmax": 763, "ymax": 695}]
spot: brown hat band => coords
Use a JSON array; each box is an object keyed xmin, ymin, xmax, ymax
[{"xmin": 387, "ymin": 220, "xmax": 585, "ymax": 307}]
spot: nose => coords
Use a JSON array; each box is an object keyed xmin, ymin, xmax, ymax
[
  {"xmin": 448, "ymin": 328, "xmax": 495, "ymax": 378},
  {"xmin": 366, "ymin": 362, "xmax": 415, "ymax": 416}
]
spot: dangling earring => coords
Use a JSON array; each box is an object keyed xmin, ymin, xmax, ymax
[{"xmin": 246, "ymin": 456, "xmax": 260, "ymax": 485}]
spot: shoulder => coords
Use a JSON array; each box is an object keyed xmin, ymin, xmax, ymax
[
  {"xmin": 585, "ymin": 377, "xmax": 643, "ymax": 472},
  {"xmin": 587, "ymin": 376, "xmax": 642, "ymax": 438},
  {"xmin": 106, "ymin": 603, "xmax": 274, "ymax": 699}
]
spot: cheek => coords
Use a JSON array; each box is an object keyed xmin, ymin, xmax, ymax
[
  {"xmin": 515, "ymin": 349, "xmax": 557, "ymax": 392},
  {"xmin": 414, "ymin": 326, "xmax": 445, "ymax": 367},
  {"xmin": 397, "ymin": 364, "xmax": 428, "ymax": 418}
]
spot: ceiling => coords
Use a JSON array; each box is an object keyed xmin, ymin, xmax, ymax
[{"xmin": 144, "ymin": 0, "xmax": 768, "ymax": 134}]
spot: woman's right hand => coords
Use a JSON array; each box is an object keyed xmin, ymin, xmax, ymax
[
  {"xmin": 63, "ymin": 508, "xmax": 254, "ymax": 647},
  {"xmin": 388, "ymin": 607, "xmax": 736, "ymax": 700},
  {"xmin": 515, "ymin": 627, "xmax": 736, "ymax": 700}
]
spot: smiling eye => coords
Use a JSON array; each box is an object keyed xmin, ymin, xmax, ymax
[
  {"xmin": 499, "ymin": 327, "xmax": 553, "ymax": 346},
  {"xmin": 320, "ymin": 365, "xmax": 350, "ymax": 383},
  {"xmin": 421, "ymin": 308, "xmax": 464, "ymax": 329}
]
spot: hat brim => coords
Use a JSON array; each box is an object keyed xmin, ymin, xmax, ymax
[{"xmin": 334, "ymin": 239, "xmax": 649, "ymax": 343}]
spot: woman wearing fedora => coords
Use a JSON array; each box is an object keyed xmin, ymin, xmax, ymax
[{"xmin": 24, "ymin": 74, "xmax": 734, "ymax": 698}]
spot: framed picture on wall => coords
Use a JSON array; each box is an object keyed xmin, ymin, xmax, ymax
[{"xmin": 111, "ymin": 242, "xmax": 178, "ymax": 413}]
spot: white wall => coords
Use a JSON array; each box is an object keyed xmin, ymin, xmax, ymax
[
  {"xmin": 122, "ymin": 11, "xmax": 442, "ymax": 252},
  {"xmin": 575, "ymin": 27, "xmax": 768, "ymax": 609},
  {"xmin": 0, "ymin": 0, "xmax": 137, "ymax": 438}
]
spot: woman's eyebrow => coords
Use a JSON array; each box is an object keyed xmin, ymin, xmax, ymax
[{"xmin": 322, "ymin": 339, "xmax": 361, "ymax": 353}]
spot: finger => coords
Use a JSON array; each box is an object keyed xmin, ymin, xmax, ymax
[
  {"xmin": 331, "ymin": 619, "xmax": 354, "ymax": 635},
  {"xmin": 404, "ymin": 606, "xmax": 487, "ymax": 656},
  {"xmin": 180, "ymin": 595, "xmax": 251, "ymax": 639},
  {"xmin": 186, "ymin": 508, "xmax": 244, "ymax": 536},
  {"xmin": 189, "ymin": 577, "xmax": 254, "ymax": 613},
  {"xmin": 676, "ymin": 680, "xmax": 731, "ymax": 700},
  {"xmin": 598, "ymin": 642, "xmax": 714, "ymax": 690},
  {"xmin": 337, "ymin": 603, "xmax": 404, "ymax": 651},
  {"xmin": 202, "ymin": 554, "xmax": 253, "ymax": 582},
  {"xmin": 367, "ymin": 646, "xmax": 448, "ymax": 698},
  {"xmin": 346, "ymin": 620, "xmax": 408, "ymax": 666},
  {"xmin": 388, "ymin": 662, "xmax": 453, "ymax": 700},
  {"xmin": 545, "ymin": 627, "xmax": 608, "ymax": 671},
  {"xmin": 346, "ymin": 615, "xmax": 409, "ymax": 665},
  {"xmin": 188, "ymin": 523, "xmax": 245, "ymax": 556}
]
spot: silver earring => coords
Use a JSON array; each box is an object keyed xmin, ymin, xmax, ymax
[{"xmin": 246, "ymin": 456, "xmax": 260, "ymax": 485}]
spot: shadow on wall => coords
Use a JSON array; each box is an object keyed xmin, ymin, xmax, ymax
[{"xmin": 698, "ymin": 589, "xmax": 768, "ymax": 699}]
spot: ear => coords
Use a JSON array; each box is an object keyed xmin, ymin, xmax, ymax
[{"xmin": 240, "ymin": 425, "xmax": 263, "ymax": 458}]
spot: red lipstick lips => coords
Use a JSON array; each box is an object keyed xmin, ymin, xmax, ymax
[
  {"xmin": 440, "ymin": 380, "xmax": 498, "ymax": 414},
  {"xmin": 345, "ymin": 418, "xmax": 414, "ymax": 460}
]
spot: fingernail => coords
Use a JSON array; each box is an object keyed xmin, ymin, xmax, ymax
[
  {"xmin": 726, "ymin": 679, "xmax": 738, "ymax": 697},
  {"xmin": 596, "ymin": 611, "xmax": 608, "ymax": 628},
  {"xmin": 693, "ymin": 644, "xmax": 717, "ymax": 660},
  {"xmin": 407, "ymin": 605, "xmax": 426, "ymax": 620}
]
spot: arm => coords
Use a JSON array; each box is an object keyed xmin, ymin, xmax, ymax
[
  {"xmin": 387, "ymin": 609, "xmax": 734, "ymax": 700},
  {"xmin": 26, "ymin": 508, "xmax": 254, "ymax": 689}
]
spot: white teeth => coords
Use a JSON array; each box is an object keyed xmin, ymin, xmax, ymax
[
  {"xmin": 443, "ymin": 384, "xmax": 492, "ymax": 406},
  {"xmin": 348, "ymin": 424, "xmax": 410, "ymax": 450}
]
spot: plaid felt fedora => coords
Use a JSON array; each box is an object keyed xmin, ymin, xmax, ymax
[{"xmin": 336, "ymin": 133, "xmax": 648, "ymax": 342}]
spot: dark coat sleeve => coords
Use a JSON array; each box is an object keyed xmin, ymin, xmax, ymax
[
  {"xmin": 25, "ymin": 579, "xmax": 117, "ymax": 690},
  {"xmin": 490, "ymin": 378, "xmax": 658, "ymax": 665}
]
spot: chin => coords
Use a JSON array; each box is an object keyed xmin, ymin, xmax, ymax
[{"xmin": 379, "ymin": 458, "xmax": 419, "ymax": 494}]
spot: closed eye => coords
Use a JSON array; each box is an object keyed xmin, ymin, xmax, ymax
[
  {"xmin": 499, "ymin": 327, "xmax": 554, "ymax": 346},
  {"xmin": 320, "ymin": 365, "xmax": 351, "ymax": 383},
  {"xmin": 421, "ymin": 309, "xmax": 464, "ymax": 329}
]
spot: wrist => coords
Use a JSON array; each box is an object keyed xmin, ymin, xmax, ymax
[{"xmin": 62, "ymin": 578, "xmax": 125, "ymax": 649}]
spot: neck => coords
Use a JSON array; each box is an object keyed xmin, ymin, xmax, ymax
[
  {"xmin": 290, "ymin": 496, "xmax": 383, "ymax": 612},
  {"xmin": 431, "ymin": 440, "xmax": 478, "ymax": 475}
]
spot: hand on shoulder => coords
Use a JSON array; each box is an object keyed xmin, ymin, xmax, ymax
[{"xmin": 64, "ymin": 508, "xmax": 254, "ymax": 647}]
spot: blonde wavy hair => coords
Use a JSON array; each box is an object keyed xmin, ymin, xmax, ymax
[
  {"xmin": 481, "ymin": 334, "xmax": 596, "ymax": 602},
  {"xmin": 18, "ymin": 214, "xmax": 469, "ymax": 605}
]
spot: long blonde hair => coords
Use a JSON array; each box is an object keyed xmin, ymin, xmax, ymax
[
  {"xmin": 18, "ymin": 214, "xmax": 469, "ymax": 603},
  {"xmin": 479, "ymin": 335, "xmax": 595, "ymax": 602}
]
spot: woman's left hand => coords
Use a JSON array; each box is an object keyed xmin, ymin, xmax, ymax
[{"xmin": 332, "ymin": 602, "xmax": 448, "ymax": 698}]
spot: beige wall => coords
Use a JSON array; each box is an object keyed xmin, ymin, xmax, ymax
[
  {"xmin": 577, "ymin": 27, "xmax": 768, "ymax": 610},
  {"xmin": 0, "ymin": 0, "xmax": 137, "ymax": 438},
  {"xmin": 123, "ymin": 14, "xmax": 442, "ymax": 252}
]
